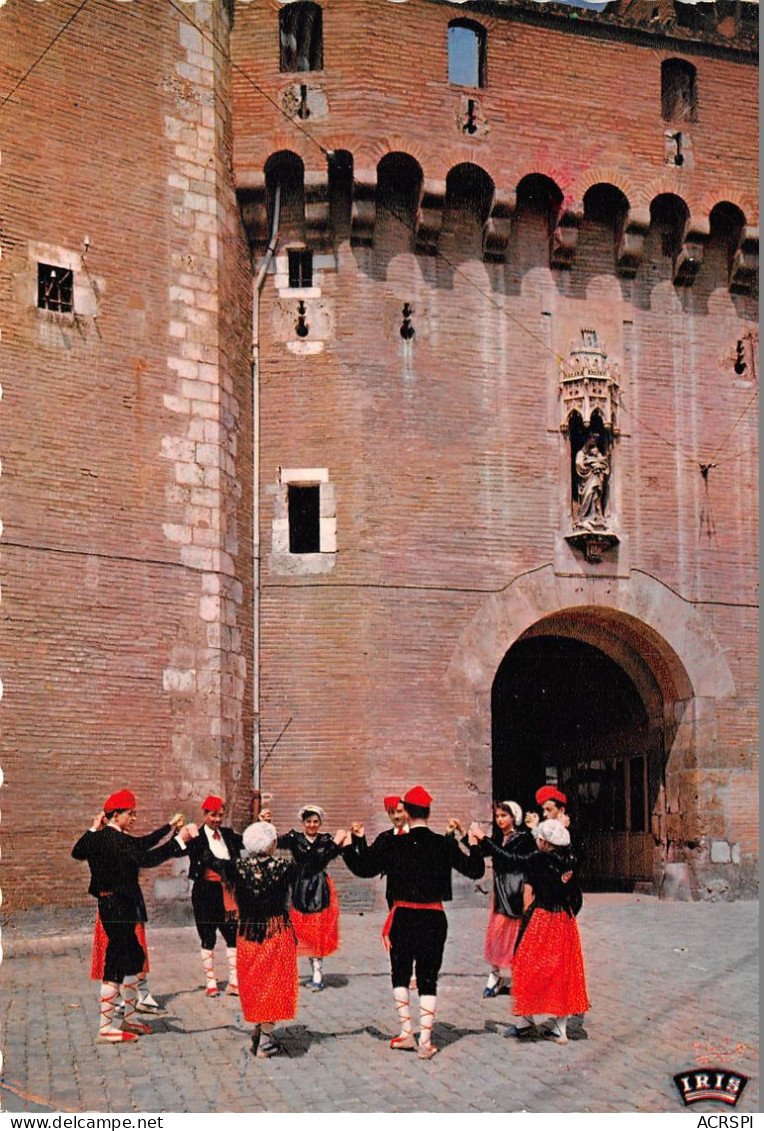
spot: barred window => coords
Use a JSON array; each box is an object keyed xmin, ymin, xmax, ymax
[
  {"xmin": 38, "ymin": 263, "xmax": 74, "ymax": 313},
  {"xmin": 288, "ymin": 249, "xmax": 313, "ymax": 289}
]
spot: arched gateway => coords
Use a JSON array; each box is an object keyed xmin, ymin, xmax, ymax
[{"xmin": 447, "ymin": 567, "xmax": 735, "ymax": 893}]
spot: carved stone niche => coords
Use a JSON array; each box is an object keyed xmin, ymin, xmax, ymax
[
  {"xmin": 559, "ymin": 328, "xmax": 620, "ymax": 434},
  {"xmin": 559, "ymin": 329, "xmax": 620, "ymax": 563}
]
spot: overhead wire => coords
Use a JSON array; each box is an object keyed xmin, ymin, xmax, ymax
[
  {"xmin": 0, "ymin": 0, "xmax": 91, "ymax": 112},
  {"xmin": 2, "ymin": 0, "xmax": 758, "ymax": 472},
  {"xmin": 173, "ymin": 0, "xmax": 757, "ymax": 470}
]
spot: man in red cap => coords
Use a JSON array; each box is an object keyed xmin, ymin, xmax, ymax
[
  {"xmin": 342, "ymin": 785, "xmax": 484, "ymax": 1059},
  {"xmin": 72, "ymin": 790, "xmax": 191, "ymax": 1043},
  {"xmin": 383, "ymin": 796, "xmax": 409, "ymax": 836},
  {"xmin": 183, "ymin": 795, "xmax": 244, "ymax": 996},
  {"xmin": 344, "ymin": 794, "xmax": 408, "ymax": 909},
  {"xmin": 525, "ymin": 785, "xmax": 569, "ymax": 832}
]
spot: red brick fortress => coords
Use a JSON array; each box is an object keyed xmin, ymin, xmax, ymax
[
  {"xmin": 234, "ymin": 0, "xmax": 758, "ymax": 900},
  {"xmin": 0, "ymin": 0, "xmax": 757, "ymax": 909}
]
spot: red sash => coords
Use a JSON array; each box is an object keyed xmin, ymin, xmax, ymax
[
  {"xmin": 203, "ymin": 868, "xmax": 238, "ymax": 917},
  {"xmin": 382, "ymin": 900, "xmax": 444, "ymax": 940}
]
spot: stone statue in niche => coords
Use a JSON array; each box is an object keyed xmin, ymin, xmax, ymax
[
  {"xmin": 559, "ymin": 330, "xmax": 620, "ymax": 562},
  {"xmin": 575, "ymin": 436, "xmax": 610, "ymax": 530}
]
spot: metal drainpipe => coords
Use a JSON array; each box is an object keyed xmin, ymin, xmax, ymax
[{"xmin": 251, "ymin": 184, "xmax": 280, "ymax": 798}]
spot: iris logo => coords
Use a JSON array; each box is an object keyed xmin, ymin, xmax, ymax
[{"xmin": 674, "ymin": 1068, "xmax": 748, "ymax": 1107}]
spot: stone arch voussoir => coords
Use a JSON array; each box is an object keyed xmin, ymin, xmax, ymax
[{"xmin": 447, "ymin": 566, "xmax": 735, "ymax": 704}]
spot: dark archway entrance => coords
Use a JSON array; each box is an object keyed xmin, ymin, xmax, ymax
[{"xmin": 492, "ymin": 635, "xmax": 659, "ymax": 890}]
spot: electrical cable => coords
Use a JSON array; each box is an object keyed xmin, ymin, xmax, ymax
[
  {"xmin": 0, "ymin": 0, "xmax": 91, "ymax": 112},
  {"xmin": 2, "ymin": 0, "xmax": 757, "ymax": 474},
  {"xmin": 169, "ymin": 1, "xmax": 758, "ymax": 469}
]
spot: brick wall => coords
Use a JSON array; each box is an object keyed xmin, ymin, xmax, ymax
[
  {"xmin": 235, "ymin": 0, "xmax": 758, "ymax": 899},
  {"xmin": 0, "ymin": 0, "xmax": 253, "ymax": 909},
  {"xmin": 0, "ymin": 0, "xmax": 757, "ymax": 908}
]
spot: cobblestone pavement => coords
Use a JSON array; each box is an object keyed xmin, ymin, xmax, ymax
[{"xmin": 0, "ymin": 895, "xmax": 758, "ymax": 1114}]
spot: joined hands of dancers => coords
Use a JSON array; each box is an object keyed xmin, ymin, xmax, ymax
[{"xmin": 73, "ymin": 784, "xmax": 587, "ymax": 1057}]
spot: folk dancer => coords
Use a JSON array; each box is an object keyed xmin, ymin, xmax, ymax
[
  {"xmin": 525, "ymin": 783, "xmax": 586, "ymax": 1008},
  {"xmin": 344, "ymin": 794, "xmax": 409, "ymax": 909},
  {"xmin": 184, "ymin": 794, "xmax": 243, "ymax": 997},
  {"xmin": 525, "ymin": 786, "xmax": 570, "ymax": 836},
  {"xmin": 276, "ymin": 804, "xmax": 344, "ymax": 991},
  {"xmin": 343, "ymin": 785, "xmax": 485, "ymax": 1059},
  {"xmin": 72, "ymin": 790, "xmax": 191, "ymax": 1043},
  {"xmin": 90, "ymin": 813, "xmax": 183, "ymax": 1015},
  {"xmin": 232, "ymin": 821, "xmax": 348, "ymax": 1058},
  {"xmin": 509, "ymin": 819, "xmax": 589, "ymax": 1045},
  {"xmin": 469, "ymin": 800, "xmax": 535, "ymax": 998}
]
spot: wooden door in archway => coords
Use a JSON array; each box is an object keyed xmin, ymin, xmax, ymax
[{"xmin": 491, "ymin": 635, "xmax": 659, "ymax": 889}]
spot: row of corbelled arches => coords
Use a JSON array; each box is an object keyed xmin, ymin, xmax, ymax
[{"xmin": 236, "ymin": 149, "xmax": 758, "ymax": 294}]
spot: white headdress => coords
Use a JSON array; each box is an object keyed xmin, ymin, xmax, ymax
[
  {"xmin": 298, "ymin": 804, "xmax": 325, "ymax": 823},
  {"xmin": 242, "ymin": 821, "xmax": 278, "ymax": 856},
  {"xmin": 536, "ymin": 819, "xmax": 571, "ymax": 848},
  {"xmin": 496, "ymin": 800, "xmax": 523, "ymax": 827}
]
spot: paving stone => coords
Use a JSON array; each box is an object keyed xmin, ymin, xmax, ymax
[{"xmin": 0, "ymin": 897, "xmax": 758, "ymax": 1113}]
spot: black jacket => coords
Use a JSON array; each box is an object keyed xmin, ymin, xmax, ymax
[
  {"xmin": 72, "ymin": 824, "xmax": 183, "ymax": 920},
  {"xmin": 276, "ymin": 829, "xmax": 343, "ymax": 913},
  {"xmin": 344, "ymin": 826, "xmax": 407, "ymax": 908},
  {"xmin": 185, "ymin": 825, "xmax": 243, "ymax": 882},
  {"xmin": 524, "ymin": 847, "xmax": 582, "ymax": 915},
  {"xmin": 475, "ymin": 828, "xmax": 536, "ymax": 918},
  {"xmin": 343, "ymin": 824, "xmax": 484, "ymax": 904}
]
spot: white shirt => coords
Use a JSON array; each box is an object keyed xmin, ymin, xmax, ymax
[{"xmin": 204, "ymin": 824, "xmax": 231, "ymax": 861}]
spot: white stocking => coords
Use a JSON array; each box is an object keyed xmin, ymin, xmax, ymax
[
  {"xmin": 226, "ymin": 946, "xmax": 238, "ymax": 990},
  {"xmin": 393, "ymin": 986, "xmax": 413, "ymax": 1037},
  {"xmin": 99, "ymin": 981, "xmax": 121, "ymax": 1035},
  {"xmin": 201, "ymin": 948, "xmax": 217, "ymax": 990},
  {"xmin": 121, "ymin": 975, "xmax": 139, "ymax": 1027},
  {"xmin": 136, "ymin": 974, "xmax": 158, "ymax": 1006},
  {"xmin": 419, "ymin": 994, "xmax": 436, "ymax": 1047}
]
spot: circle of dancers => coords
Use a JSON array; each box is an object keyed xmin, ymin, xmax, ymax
[{"xmin": 72, "ymin": 783, "xmax": 589, "ymax": 1057}]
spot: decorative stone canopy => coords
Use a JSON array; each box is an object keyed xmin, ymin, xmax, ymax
[{"xmin": 559, "ymin": 329, "xmax": 620, "ymax": 434}]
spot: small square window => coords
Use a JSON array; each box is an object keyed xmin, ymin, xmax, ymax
[
  {"xmin": 288, "ymin": 484, "xmax": 321, "ymax": 553},
  {"xmin": 288, "ymin": 249, "xmax": 313, "ymax": 289},
  {"xmin": 38, "ymin": 263, "xmax": 74, "ymax": 313}
]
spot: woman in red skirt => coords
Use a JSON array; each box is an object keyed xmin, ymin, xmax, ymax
[
  {"xmin": 469, "ymin": 800, "xmax": 535, "ymax": 997},
  {"xmin": 509, "ymin": 819, "xmax": 589, "ymax": 1045},
  {"xmin": 277, "ymin": 805, "xmax": 344, "ymax": 991},
  {"xmin": 233, "ymin": 820, "xmax": 347, "ymax": 1057}
]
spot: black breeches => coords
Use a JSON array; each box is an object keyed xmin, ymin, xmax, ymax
[
  {"xmin": 192, "ymin": 880, "xmax": 238, "ymax": 949},
  {"xmin": 389, "ymin": 908, "xmax": 448, "ymax": 997},
  {"xmin": 98, "ymin": 895, "xmax": 145, "ymax": 983}
]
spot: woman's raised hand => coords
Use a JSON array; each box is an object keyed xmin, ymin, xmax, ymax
[{"xmin": 468, "ymin": 821, "xmax": 485, "ymax": 842}]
